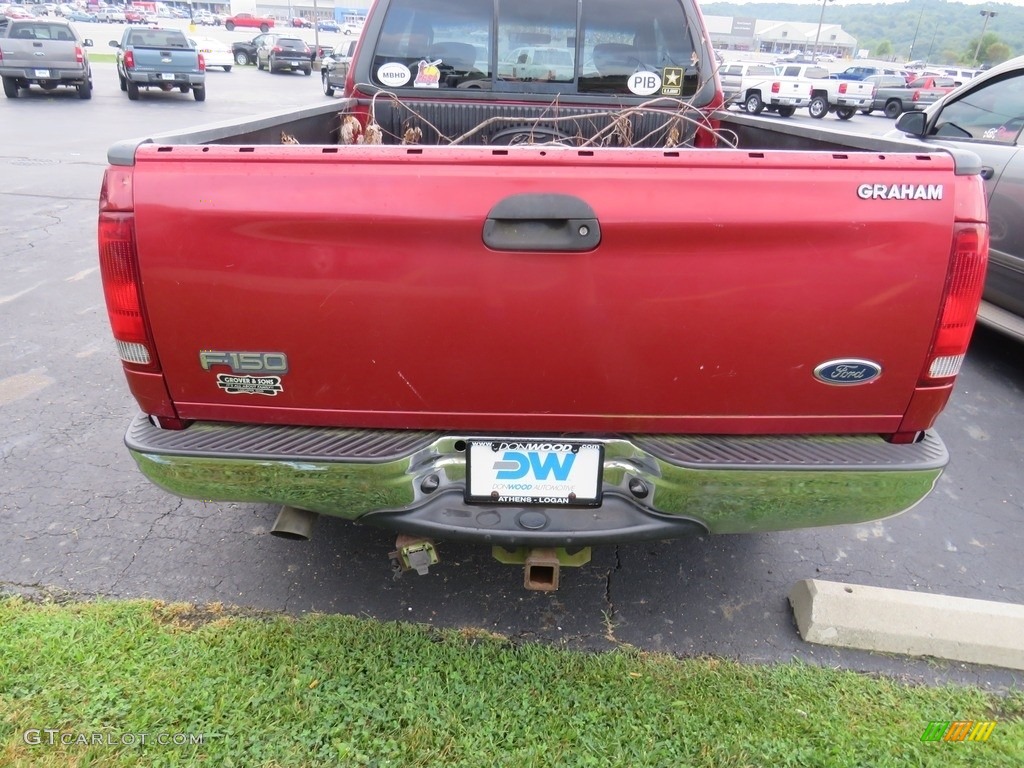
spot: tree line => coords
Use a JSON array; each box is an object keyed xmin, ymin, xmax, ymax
[{"xmin": 701, "ymin": 0, "xmax": 1021, "ymax": 66}]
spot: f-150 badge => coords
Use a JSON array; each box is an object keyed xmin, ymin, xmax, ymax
[
  {"xmin": 199, "ymin": 350, "xmax": 288, "ymax": 373},
  {"xmin": 200, "ymin": 351, "xmax": 288, "ymax": 396},
  {"xmin": 814, "ymin": 359, "xmax": 882, "ymax": 385}
]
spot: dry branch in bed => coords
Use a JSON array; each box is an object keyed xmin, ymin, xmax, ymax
[{"xmin": 334, "ymin": 87, "xmax": 739, "ymax": 149}]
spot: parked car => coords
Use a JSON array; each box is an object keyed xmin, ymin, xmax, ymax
[
  {"xmin": 340, "ymin": 22, "xmax": 361, "ymax": 36},
  {"xmin": 832, "ymin": 64, "xmax": 910, "ymax": 82},
  {"xmin": 94, "ymin": 6, "xmax": 125, "ymax": 23},
  {"xmin": 719, "ymin": 61, "xmax": 776, "ymax": 108},
  {"xmin": 2, "ymin": 5, "xmax": 35, "ymax": 20},
  {"xmin": 256, "ymin": 35, "xmax": 311, "ymax": 75},
  {"xmin": 111, "ymin": 26, "xmax": 205, "ymax": 101},
  {"xmin": 860, "ymin": 74, "xmax": 909, "ymax": 114},
  {"xmin": 893, "ymin": 55, "xmax": 1024, "ymax": 341},
  {"xmin": 0, "ymin": 17, "xmax": 93, "ymax": 99},
  {"xmin": 290, "ymin": 17, "xmax": 312, "ymax": 28},
  {"xmin": 189, "ymin": 36, "xmax": 232, "ymax": 72},
  {"xmin": 231, "ymin": 33, "xmax": 277, "ymax": 66},
  {"xmin": 316, "ymin": 19, "xmax": 340, "ymax": 33},
  {"xmin": 497, "ymin": 46, "xmax": 574, "ymax": 83},
  {"xmin": 321, "ymin": 38, "xmax": 357, "ymax": 96},
  {"xmin": 870, "ymin": 75, "xmax": 957, "ymax": 119},
  {"xmin": 65, "ymin": 9, "xmax": 97, "ymax": 23},
  {"xmin": 224, "ymin": 12, "xmax": 274, "ymax": 33}
]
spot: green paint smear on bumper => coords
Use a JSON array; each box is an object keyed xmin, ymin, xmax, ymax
[{"xmin": 131, "ymin": 449, "xmax": 941, "ymax": 536}]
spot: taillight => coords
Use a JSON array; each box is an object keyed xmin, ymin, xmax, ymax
[
  {"xmin": 912, "ymin": 90, "xmax": 921, "ymax": 101},
  {"xmin": 272, "ymin": 46, "xmax": 283, "ymax": 53},
  {"xmin": 124, "ymin": 50, "xmax": 135, "ymax": 69},
  {"xmin": 771, "ymin": 81, "xmax": 780, "ymax": 94},
  {"xmin": 839, "ymin": 82, "xmax": 847, "ymax": 94},
  {"xmin": 98, "ymin": 169, "xmax": 160, "ymax": 373},
  {"xmin": 921, "ymin": 223, "xmax": 989, "ymax": 385},
  {"xmin": 198, "ymin": 53, "xmax": 205, "ymax": 72},
  {"xmin": 75, "ymin": 46, "xmax": 84, "ymax": 64}
]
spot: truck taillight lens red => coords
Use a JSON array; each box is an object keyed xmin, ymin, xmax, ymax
[
  {"xmin": 124, "ymin": 50, "xmax": 135, "ymax": 69},
  {"xmin": 99, "ymin": 213, "xmax": 158, "ymax": 372},
  {"xmin": 75, "ymin": 46, "xmax": 84, "ymax": 64},
  {"xmin": 198, "ymin": 53, "xmax": 206, "ymax": 72},
  {"xmin": 839, "ymin": 82, "xmax": 847, "ymax": 94},
  {"xmin": 912, "ymin": 90, "xmax": 921, "ymax": 101},
  {"xmin": 922, "ymin": 223, "xmax": 988, "ymax": 385},
  {"xmin": 98, "ymin": 169, "xmax": 159, "ymax": 373},
  {"xmin": 771, "ymin": 82, "xmax": 780, "ymax": 94}
]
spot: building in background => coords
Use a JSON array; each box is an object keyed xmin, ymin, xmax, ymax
[{"xmin": 704, "ymin": 15, "xmax": 857, "ymax": 59}]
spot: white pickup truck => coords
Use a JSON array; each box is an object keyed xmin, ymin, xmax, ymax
[
  {"xmin": 775, "ymin": 63, "xmax": 873, "ymax": 120},
  {"xmin": 731, "ymin": 63, "xmax": 810, "ymax": 117}
]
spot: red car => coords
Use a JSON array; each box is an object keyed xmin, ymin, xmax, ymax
[
  {"xmin": 224, "ymin": 13, "xmax": 274, "ymax": 33},
  {"xmin": 290, "ymin": 17, "xmax": 312, "ymax": 28}
]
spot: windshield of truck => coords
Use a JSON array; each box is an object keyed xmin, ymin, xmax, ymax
[{"xmin": 369, "ymin": 0, "xmax": 702, "ymax": 98}]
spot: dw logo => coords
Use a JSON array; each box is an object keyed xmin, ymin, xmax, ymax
[{"xmin": 493, "ymin": 451, "xmax": 576, "ymax": 481}]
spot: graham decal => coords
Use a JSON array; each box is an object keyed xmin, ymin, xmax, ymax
[{"xmin": 857, "ymin": 184, "xmax": 943, "ymax": 200}]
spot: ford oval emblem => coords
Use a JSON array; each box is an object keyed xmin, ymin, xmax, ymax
[{"xmin": 814, "ymin": 359, "xmax": 882, "ymax": 385}]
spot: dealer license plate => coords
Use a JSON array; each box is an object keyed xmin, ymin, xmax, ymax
[
  {"xmin": 34, "ymin": 69, "xmax": 50, "ymax": 78},
  {"xmin": 160, "ymin": 73, "xmax": 175, "ymax": 80},
  {"xmin": 466, "ymin": 439, "xmax": 603, "ymax": 507}
]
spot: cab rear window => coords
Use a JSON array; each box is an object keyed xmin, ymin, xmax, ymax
[
  {"xmin": 9, "ymin": 22, "xmax": 76, "ymax": 41},
  {"xmin": 369, "ymin": 0, "xmax": 703, "ymax": 99}
]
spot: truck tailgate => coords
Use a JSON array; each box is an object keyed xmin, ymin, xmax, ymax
[{"xmin": 130, "ymin": 145, "xmax": 964, "ymax": 434}]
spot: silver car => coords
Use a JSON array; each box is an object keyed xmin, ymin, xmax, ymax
[{"xmin": 894, "ymin": 56, "xmax": 1024, "ymax": 342}]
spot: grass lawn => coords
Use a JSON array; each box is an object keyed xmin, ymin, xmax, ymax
[{"xmin": 0, "ymin": 597, "xmax": 1021, "ymax": 767}]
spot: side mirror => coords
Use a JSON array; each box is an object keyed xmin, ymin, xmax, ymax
[
  {"xmin": 83, "ymin": 38, "xmax": 93, "ymax": 48},
  {"xmin": 895, "ymin": 110, "xmax": 927, "ymax": 137},
  {"xmin": 109, "ymin": 41, "xmax": 120, "ymax": 49}
]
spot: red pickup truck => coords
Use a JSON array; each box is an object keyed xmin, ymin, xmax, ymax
[
  {"xmin": 223, "ymin": 13, "xmax": 274, "ymax": 33},
  {"xmin": 98, "ymin": 0, "xmax": 989, "ymax": 588}
]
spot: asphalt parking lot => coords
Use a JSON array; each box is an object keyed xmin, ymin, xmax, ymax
[{"xmin": 1, "ymin": 42, "xmax": 1023, "ymax": 690}]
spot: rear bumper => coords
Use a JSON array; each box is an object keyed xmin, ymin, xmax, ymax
[
  {"xmin": 270, "ymin": 57, "xmax": 311, "ymax": 69},
  {"xmin": 834, "ymin": 96, "xmax": 872, "ymax": 108},
  {"xmin": 769, "ymin": 97, "xmax": 810, "ymax": 108},
  {"xmin": 127, "ymin": 71, "xmax": 205, "ymax": 86},
  {"xmin": 0, "ymin": 66, "xmax": 88, "ymax": 84},
  {"xmin": 126, "ymin": 414, "xmax": 947, "ymax": 545}
]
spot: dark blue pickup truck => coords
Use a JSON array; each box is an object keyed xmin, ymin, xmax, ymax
[{"xmin": 110, "ymin": 27, "xmax": 206, "ymax": 101}]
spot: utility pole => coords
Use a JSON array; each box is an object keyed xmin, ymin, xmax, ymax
[
  {"xmin": 908, "ymin": 0, "xmax": 926, "ymax": 62},
  {"xmin": 812, "ymin": 0, "xmax": 835, "ymax": 57},
  {"xmin": 974, "ymin": 10, "xmax": 997, "ymax": 66}
]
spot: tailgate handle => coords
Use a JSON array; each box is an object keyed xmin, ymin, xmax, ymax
[{"xmin": 483, "ymin": 193, "xmax": 601, "ymax": 252}]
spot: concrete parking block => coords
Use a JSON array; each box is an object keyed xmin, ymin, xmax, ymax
[{"xmin": 789, "ymin": 579, "xmax": 1024, "ymax": 671}]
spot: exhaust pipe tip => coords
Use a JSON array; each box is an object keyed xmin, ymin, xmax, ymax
[{"xmin": 270, "ymin": 505, "xmax": 318, "ymax": 541}]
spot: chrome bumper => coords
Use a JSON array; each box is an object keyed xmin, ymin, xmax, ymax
[{"xmin": 126, "ymin": 414, "xmax": 947, "ymax": 545}]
